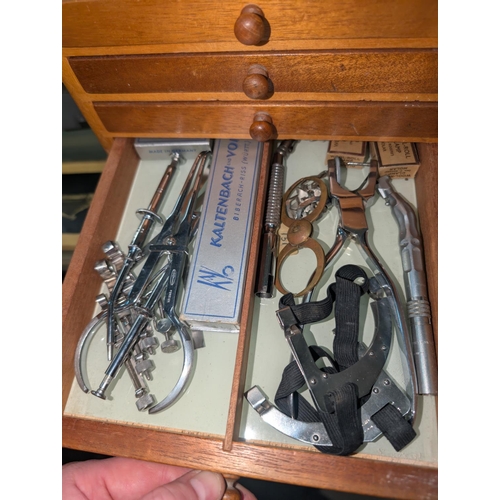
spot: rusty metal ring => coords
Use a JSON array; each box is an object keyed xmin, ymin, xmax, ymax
[{"xmin": 275, "ymin": 238, "xmax": 326, "ymax": 297}]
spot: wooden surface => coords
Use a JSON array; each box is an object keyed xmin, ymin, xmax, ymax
[
  {"xmin": 63, "ymin": 57, "xmax": 113, "ymax": 151},
  {"xmin": 223, "ymin": 475, "xmax": 242, "ymax": 500},
  {"xmin": 233, "ymin": 4, "xmax": 268, "ymax": 46},
  {"xmin": 223, "ymin": 142, "xmax": 272, "ymax": 451},
  {"xmin": 94, "ymin": 101, "xmax": 438, "ymax": 142},
  {"xmin": 62, "ymin": 0, "xmax": 437, "ymax": 51},
  {"xmin": 414, "ymin": 143, "xmax": 438, "ymax": 355},
  {"xmin": 62, "ymin": 138, "xmax": 138, "ymax": 408},
  {"xmin": 69, "ymin": 50, "xmax": 437, "ymax": 97},
  {"xmin": 62, "ymin": 416, "xmax": 437, "ymax": 499},
  {"xmin": 62, "ymin": 1, "xmax": 438, "ymax": 149}
]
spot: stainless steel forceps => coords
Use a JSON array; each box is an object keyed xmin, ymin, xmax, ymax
[
  {"xmin": 78, "ymin": 150, "xmax": 211, "ymax": 413},
  {"xmin": 327, "ymin": 157, "xmax": 419, "ymax": 418}
]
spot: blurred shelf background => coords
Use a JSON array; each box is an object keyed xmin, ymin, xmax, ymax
[{"xmin": 62, "ymin": 84, "xmax": 107, "ymax": 272}]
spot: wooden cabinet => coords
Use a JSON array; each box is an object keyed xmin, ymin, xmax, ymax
[
  {"xmin": 62, "ymin": 1, "xmax": 438, "ymax": 498},
  {"xmin": 69, "ymin": 52, "xmax": 437, "ymax": 96},
  {"xmin": 63, "ymin": 0, "xmax": 438, "ymax": 150}
]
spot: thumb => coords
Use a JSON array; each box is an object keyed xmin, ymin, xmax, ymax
[{"xmin": 140, "ymin": 469, "xmax": 225, "ymax": 500}]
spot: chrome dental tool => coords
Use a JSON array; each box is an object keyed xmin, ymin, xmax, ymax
[
  {"xmin": 75, "ymin": 151, "xmax": 211, "ymax": 413},
  {"xmin": 75, "ymin": 242, "xmax": 158, "ymax": 411},
  {"xmin": 91, "ymin": 151, "xmax": 210, "ymax": 411},
  {"xmin": 326, "ymin": 158, "xmax": 419, "ymax": 414},
  {"xmin": 105, "ymin": 153, "xmax": 180, "ymax": 360},
  {"xmin": 377, "ymin": 175, "xmax": 438, "ymax": 395}
]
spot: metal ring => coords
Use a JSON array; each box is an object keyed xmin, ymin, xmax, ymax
[
  {"xmin": 74, "ymin": 311, "xmax": 107, "ymax": 394},
  {"xmin": 281, "ymin": 176, "xmax": 328, "ymax": 227},
  {"xmin": 74, "ymin": 305, "xmax": 135, "ymax": 394},
  {"xmin": 275, "ymin": 238, "xmax": 326, "ymax": 297},
  {"xmin": 148, "ymin": 316, "xmax": 195, "ymax": 414},
  {"xmin": 136, "ymin": 208, "xmax": 164, "ymax": 225}
]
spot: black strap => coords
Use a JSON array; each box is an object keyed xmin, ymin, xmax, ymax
[
  {"xmin": 334, "ymin": 272, "xmax": 361, "ymax": 369},
  {"xmin": 275, "ymin": 353, "xmax": 363, "ymax": 455},
  {"xmin": 274, "ymin": 264, "xmax": 416, "ymax": 455},
  {"xmin": 371, "ymin": 403, "xmax": 417, "ymax": 452}
]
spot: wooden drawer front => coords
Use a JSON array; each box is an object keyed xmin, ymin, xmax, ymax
[
  {"xmin": 63, "ymin": 0, "xmax": 437, "ymax": 50},
  {"xmin": 94, "ymin": 101, "xmax": 438, "ymax": 142},
  {"xmin": 70, "ymin": 50, "xmax": 437, "ymax": 96}
]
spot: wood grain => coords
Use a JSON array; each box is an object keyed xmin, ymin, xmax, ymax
[
  {"xmin": 62, "ymin": 416, "xmax": 437, "ymax": 499},
  {"xmin": 62, "ymin": 0, "xmax": 438, "ymax": 492},
  {"xmin": 62, "ymin": 57, "xmax": 113, "ymax": 151},
  {"xmin": 63, "ymin": 38, "xmax": 438, "ymax": 57},
  {"xmin": 223, "ymin": 475, "xmax": 242, "ymax": 500},
  {"xmin": 62, "ymin": 139, "xmax": 138, "ymax": 409},
  {"xmin": 414, "ymin": 143, "xmax": 438, "ymax": 356},
  {"xmin": 223, "ymin": 142, "xmax": 272, "ymax": 451},
  {"xmin": 75, "ymin": 92, "xmax": 439, "ymax": 104},
  {"xmin": 69, "ymin": 50, "xmax": 437, "ymax": 96},
  {"xmin": 63, "ymin": 0, "xmax": 437, "ymax": 50},
  {"xmin": 94, "ymin": 101, "xmax": 438, "ymax": 142}
]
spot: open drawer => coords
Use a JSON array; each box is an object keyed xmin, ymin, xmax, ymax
[{"xmin": 62, "ymin": 137, "xmax": 438, "ymax": 499}]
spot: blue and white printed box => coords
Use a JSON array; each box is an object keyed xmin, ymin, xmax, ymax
[{"xmin": 181, "ymin": 139, "xmax": 263, "ymax": 332}]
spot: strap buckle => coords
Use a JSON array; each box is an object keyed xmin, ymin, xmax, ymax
[{"xmin": 276, "ymin": 306, "xmax": 299, "ymax": 331}]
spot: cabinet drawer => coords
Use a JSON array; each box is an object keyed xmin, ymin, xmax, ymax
[
  {"xmin": 93, "ymin": 101, "xmax": 438, "ymax": 142},
  {"xmin": 62, "ymin": 138, "xmax": 438, "ymax": 499},
  {"xmin": 70, "ymin": 50, "xmax": 437, "ymax": 97},
  {"xmin": 63, "ymin": 0, "xmax": 437, "ymax": 51}
]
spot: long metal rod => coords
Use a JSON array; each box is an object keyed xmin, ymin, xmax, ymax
[{"xmin": 377, "ymin": 175, "xmax": 438, "ymax": 395}]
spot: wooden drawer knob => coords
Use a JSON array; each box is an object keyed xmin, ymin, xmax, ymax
[
  {"xmin": 234, "ymin": 4, "xmax": 269, "ymax": 46},
  {"xmin": 223, "ymin": 475, "xmax": 242, "ymax": 500},
  {"xmin": 249, "ymin": 112, "xmax": 277, "ymax": 142},
  {"xmin": 243, "ymin": 64, "xmax": 270, "ymax": 100}
]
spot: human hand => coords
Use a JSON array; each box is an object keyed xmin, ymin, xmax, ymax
[{"xmin": 62, "ymin": 457, "xmax": 257, "ymax": 500}]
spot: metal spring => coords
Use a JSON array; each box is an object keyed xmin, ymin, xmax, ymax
[
  {"xmin": 407, "ymin": 298, "xmax": 431, "ymax": 319},
  {"xmin": 264, "ymin": 162, "xmax": 285, "ymax": 228}
]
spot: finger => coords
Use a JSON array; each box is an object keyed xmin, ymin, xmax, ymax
[
  {"xmin": 235, "ymin": 483, "xmax": 258, "ymax": 500},
  {"xmin": 63, "ymin": 457, "xmax": 193, "ymax": 499},
  {"xmin": 140, "ymin": 469, "xmax": 225, "ymax": 500}
]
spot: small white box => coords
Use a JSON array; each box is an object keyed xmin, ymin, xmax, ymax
[{"xmin": 134, "ymin": 138, "xmax": 213, "ymax": 161}]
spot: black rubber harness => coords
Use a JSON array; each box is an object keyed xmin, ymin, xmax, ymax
[{"xmin": 275, "ymin": 264, "xmax": 416, "ymax": 455}]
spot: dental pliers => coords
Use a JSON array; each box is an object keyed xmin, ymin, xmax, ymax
[
  {"xmin": 326, "ymin": 157, "xmax": 419, "ymax": 413},
  {"xmin": 75, "ymin": 150, "xmax": 211, "ymax": 413}
]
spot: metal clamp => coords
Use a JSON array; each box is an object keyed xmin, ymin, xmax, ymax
[
  {"xmin": 75, "ymin": 151, "xmax": 211, "ymax": 413},
  {"xmin": 275, "ymin": 175, "xmax": 328, "ymax": 297}
]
